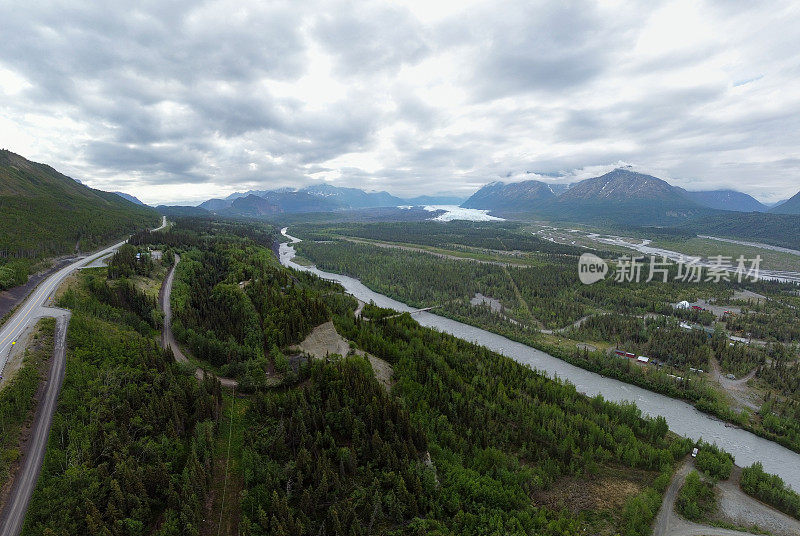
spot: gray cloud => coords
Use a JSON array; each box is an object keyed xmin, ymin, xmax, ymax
[
  {"xmin": 0, "ymin": 0, "xmax": 799, "ymax": 203},
  {"xmin": 314, "ymin": 2, "xmax": 431, "ymax": 75}
]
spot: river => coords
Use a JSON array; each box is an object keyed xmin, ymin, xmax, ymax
[{"xmin": 279, "ymin": 227, "xmax": 800, "ymax": 491}]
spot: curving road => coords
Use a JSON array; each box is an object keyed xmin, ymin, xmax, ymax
[
  {"xmin": 159, "ymin": 255, "xmax": 237, "ymax": 389},
  {"xmin": 652, "ymin": 458, "xmax": 749, "ymax": 536},
  {"xmin": 0, "ymin": 216, "xmax": 166, "ymax": 536},
  {"xmin": 0, "ymin": 216, "xmax": 167, "ymax": 376}
]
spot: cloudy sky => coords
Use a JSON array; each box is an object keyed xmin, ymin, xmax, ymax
[{"xmin": 1, "ymin": 0, "xmax": 799, "ymax": 205}]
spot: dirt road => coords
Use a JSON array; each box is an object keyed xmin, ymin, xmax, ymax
[
  {"xmin": 159, "ymin": 256, "xmax": 238, "ymax": 389},
  {"xmin": 653, "ymin": 458, "xmax": 774, "ymax": 536}
]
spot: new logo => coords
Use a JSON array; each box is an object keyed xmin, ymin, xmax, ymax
[{"xmin": 578, "ymin": 253, "xmax": 608, "ymax": 285}]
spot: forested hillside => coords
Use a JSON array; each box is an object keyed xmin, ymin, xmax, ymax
[
  {"xmin": 23, "ymin": 269, "xmax": 222, "ymax": 535},
  {"xmin": 678, "ymin": 211, "xmax": 800, "ymax": 250},
  {"xmin": 236, "ymin": 309, "xmax": 691, "ymax": 535},
  {"xmin": 293, "ymin": 228, "xmax": 800, "ymax": 453},
  {"xmin": 119, "ymin": 217, "xmax": 694, "ymax": 535},
  {"xmin": 0, "ymin": 149, "xmax": 159, "ymax": 289},
  {"xmin": 132, "ymin": 218, "xmax": 341, "ymax": 388}
]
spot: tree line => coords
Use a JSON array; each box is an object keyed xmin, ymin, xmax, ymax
[{"xmin": 23, "ymin": 270, "xmax": 223, "ymax": 535}]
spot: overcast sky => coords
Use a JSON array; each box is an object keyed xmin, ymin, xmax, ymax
[{"xmin": 1, "ymin": 0, "xmax": 799, "ymax": 205}]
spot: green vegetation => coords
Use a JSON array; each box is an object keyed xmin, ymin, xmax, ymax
[
  {"xmin": 693, "ymin": 443, "xmax": 733, "ymax": 480},
  {"xmin": 19, "ymin": 217, "xmax": 799, "ymax": 535},
  {"xmin": 23, "ymin": 270, "xmax": 222, "ymax": 535},
  {"xmin": 0, "ymin": 149, "xmax": 159, "ymax": 290},
  {"xmin": 131, "ymin": 218, "xmax": 694, "ymax": 534},
  {"xmin": 676, "ymin": 470, "xmax": 716, "ymax": 522},
  {"xmin": 106, "ymin": 244, "xmax": 156, "ymax": 279},
  {"xmin": 726, "ymin": 302, "xmax": 800, "ymax": 343},
  {"xmin": 136, "ymin": 218, "xmax": 340, "ymax": 387},
  {"xmin": 293, "ymin": 238, "xmax": 742, "ymax": 330},
  {"xmin": 238, "ymin": 305, "xmax": 689, "ymax": 535},
  {"xmin": 679, "ymin": 212, "xmax": 800, "ymax": 251},
  {"xmin": 740, "ymin": 462, "xmax": 800, "ymax": 520},
  {"xmin": 291, "ymin": 220, "xmax": 615, "ymax": 256},
  {"xmin": 291, "ymin": 223, "xmax": 800, "ymax": 453},
  {"xmin": 650, "ymin": 236, "xmax": 800, "ymax": 272},
  {"xmin": 0, "ymin": 318, "xmax": 54, "ymax": 484}
]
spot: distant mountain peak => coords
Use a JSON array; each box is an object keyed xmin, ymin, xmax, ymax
[
  {"xmin": 558, "ymin": 168, "xmax": 684, "ymax": 202},
  {"xmin": 771, "ymin": 189, "xmax": 800, "ymax": 214},
  {"xmin": 681, "ymin": 189, "xmax": 767, "ymax": 212},
  {"xmin": 461, "ymin": 179, "xmax": 556, "ymax": 211},
  {"xmin": 114, "ymin": 191, "xmax": 145, "ymax": 206}
]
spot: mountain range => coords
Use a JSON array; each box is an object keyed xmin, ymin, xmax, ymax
[
  {"xmin": 176, "ymin": 168, "xmax": 799, "ymax": 228},
  {"xmin": 461, "ymin": 169, "xmax": 799, "ymax": 222},
  {"xmin": 770, "ymin": 190, "xmax": 800, "ymax": 215},
  {"xmin": 679, "ymin": 189, "xmax": 767, "ymax": 212},
  {"xmin": 198, "ymin": 184, "xmax": 465, "ymax": 215},
  {"xmin": 461, "ymin": 180, "xmax": 556, "ymax": 211},
  {"xmin": 113, "ymin": 191, "xmax": 146, "ymax": 205}
]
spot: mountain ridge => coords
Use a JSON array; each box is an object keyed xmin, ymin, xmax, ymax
[
  {"xmin": 461, "ymin": 179, "xmax": 556, "ymax": 211},
  {"xmin": 770, "ymin": 190, "xmax": 800, "ymax": 214},
  {"xmin": 199, "ymin": 184, "xmax": 466, "ymax": 216},
  {"xmin": 0, "ymin": 149, "xmax": 159, "ymax": 288},
  {"xmin": 679, "ymin": 189, "xmax": 767, "ymax": 212}
]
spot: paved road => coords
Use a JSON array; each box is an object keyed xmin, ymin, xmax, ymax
[
  {"xmin": 0, "ymin": 216, "xmax": 166, "ymax": 536},
  {"xmin": 0, "ymin": 311, "xmax": 69, "ymax": 536},
  {"xmin": 0, "ymin": 216, "xmax": 167, "ymax": 376},
  {"xmin": 159, "ymin": 255, "xmax": 237, "ymax": 389}
]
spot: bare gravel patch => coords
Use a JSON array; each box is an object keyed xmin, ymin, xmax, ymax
[{"xmin": 714, "ymin": 467, "xmax": 800, "ymax": 536}]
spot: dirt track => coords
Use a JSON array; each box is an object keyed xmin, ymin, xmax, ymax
[
  {"xmin": 709, "ymin": 356, "xmax": 759, "ymax": 411},
  {"xmin": 716, "ymin": 466, "xmax": 800, "ymax": 536},
  {"xmin": 653, "ymin": 457, "xmax": 799, "ymax": 536},
  {"xmin": 159, "ymin": 256, "xmax": 237, "ymax": 389}
]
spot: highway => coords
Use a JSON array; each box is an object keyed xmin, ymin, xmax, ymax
[
  {"xmin": 0, "ymin": 216, "xmax": 166, "ymax": 536},
  {"xmin": 0, "ymin": 216, "xmax": 166, "ymax": 377}
]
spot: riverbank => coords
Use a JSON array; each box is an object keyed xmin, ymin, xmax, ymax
[{"xmin": 278, "ymin": 228, "xmax": 800, "ymax": 492}]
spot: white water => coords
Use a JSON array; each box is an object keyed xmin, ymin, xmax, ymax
[{"xmin": 280, "ymin": 227, "xmax": 800, "ymax": 491}]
